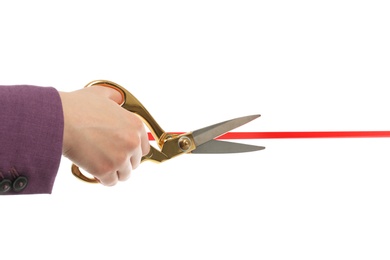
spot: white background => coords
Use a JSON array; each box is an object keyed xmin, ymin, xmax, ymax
[{"xmin": 1, "ymin": 1, "xmax": 390, "ymax": 259}]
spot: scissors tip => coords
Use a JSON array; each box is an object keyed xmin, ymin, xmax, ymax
[
  {"xmin": 243, "ymin": 114, "xmax": 261, "ymax": 123},
  {"xmin": 247, "ymin": 114, "xmax": 261, "ymax": 120}
]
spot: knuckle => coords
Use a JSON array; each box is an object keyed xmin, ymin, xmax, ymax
[
  {"xmin": 93, "ymin": 161, "xmax": 116, "ymax": 177},
  {"xmin": 126, "ymin": 136, "xmax": 141, "ymax": 150},
  {"xmin": 125, "ymin": 113, "xmax": 143, "ymax": 129},
  {"xmin": 122, "ymin": 132, "xmax": 141, "ymax": 151},
  {"xmin": 100, "ymin": 175, "xmax": 118, "ymax": 186},
  {"xmin": 115, "ymin": 152, "xmax": 129, "ymax": 166},
  {"xmin": 132, "ymin": 116, "xmax": 144, "ymax": 130},
  {"xmin": 92, "ymin": 164, "xmax": 118, "ymax": 186}
]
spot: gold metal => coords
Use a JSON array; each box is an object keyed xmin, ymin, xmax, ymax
[
  {"xmin": 71, "ymin": 80, "xmax": 196, "ymax": 183},
  {"xmin": 71, "ymin": 164, "xmax": 98, "ymax": 183}
]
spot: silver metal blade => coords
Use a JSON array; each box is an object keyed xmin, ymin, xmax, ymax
[
  {"xmin": 192, "ymin": 140, "xmax": 265, "ymax": 154},
  {"xmin": 192, "ymin": 114, "xmax": 260, "ymax": 146}
]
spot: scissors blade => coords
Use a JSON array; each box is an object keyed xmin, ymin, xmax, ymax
[
  {"xmin": 192, "ymin": 114, "xmax": 260, "ymax": 146},
  {"xmin": 192, "ymin": 139, "xmax": 265, "ymax": 154}
]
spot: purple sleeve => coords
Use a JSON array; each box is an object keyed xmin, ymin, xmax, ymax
[{"xmin": 0, "ymin": 85, "xmax": 64, "ymax": 195}]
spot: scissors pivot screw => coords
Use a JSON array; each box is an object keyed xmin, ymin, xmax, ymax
[{"xmin": 178, "ymin": 136, "xmax": 192, "ymax": 151}]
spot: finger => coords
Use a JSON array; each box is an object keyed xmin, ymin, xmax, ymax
[
  {"xmin": 87, "ymin": 85, "xmax": 123, "ymax": 104},
  {"xmin": 130, "ymin": 146, "xmax": 143, "ymax": 170},
  {"xmin": 140, "ymin": 127, "xmax": 151, "ymax": 156},
  {"xmin": 117, "ymin": 158, "xmax": 132, "ymax": 181},
  {"xmin": 97, "ymin": 171, "xmax": 118, "ymax": 186}
]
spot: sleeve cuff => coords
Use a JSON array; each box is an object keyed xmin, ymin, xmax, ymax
[{"xmin": 0, "ymin": 85, "xmax": 64, "ymax": 194}]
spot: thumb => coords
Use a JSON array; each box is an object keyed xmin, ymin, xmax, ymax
[{"xmin": 87, "ymin": 85, "xmax": 124, "ymax": 104}]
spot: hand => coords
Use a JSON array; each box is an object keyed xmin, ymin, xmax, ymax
[{"xmin": 59, "ymin": 85, "xmax": 150, "ymax": 186}]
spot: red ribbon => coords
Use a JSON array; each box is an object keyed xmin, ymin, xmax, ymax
[{"xmin": 148, "ymin": 131, "xmax": 390, "ymax": 140}]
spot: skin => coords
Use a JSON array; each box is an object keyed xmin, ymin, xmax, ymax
[{"xmin": 59, "ymin": 86, "xmax": 150, "ymax": 186}]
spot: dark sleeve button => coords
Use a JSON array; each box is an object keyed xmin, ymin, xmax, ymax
[
  {"xmin": 13, "ymin": 176, "xmax": 28, "ymax": 192},
  {"xmin": 0, "ymin": 179, "xmax": 13, "ymax": 193}
]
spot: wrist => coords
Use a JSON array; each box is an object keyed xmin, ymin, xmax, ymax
[{"xmin": 58, "ymin": 91, "xmax": 72, "ymax": 155}]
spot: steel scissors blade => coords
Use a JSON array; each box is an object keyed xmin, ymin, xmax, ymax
[
  {"xmin": 71, "ymin": 80, "xmax": 264, "ymax": 183},
  {"xmin": 191, "ymin": 114, "xmax": 265, "ymax": 153}
]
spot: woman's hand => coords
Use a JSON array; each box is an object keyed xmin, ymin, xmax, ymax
[{"xmin": 59, "ymin": 86, "xmax": 150, "ymax": 186}]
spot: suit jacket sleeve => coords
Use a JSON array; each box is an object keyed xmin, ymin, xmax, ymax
[{"xmin": 0, "ymin": 85, "xmax": 64, "ymax": 195}]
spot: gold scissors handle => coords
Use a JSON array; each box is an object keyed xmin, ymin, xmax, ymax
[
  {"xmin": 87, "ymin": 80, "xmax": 166, "ymax": 141},
  {"xmin": 71, "ymin": 80, "xmax": 196, "ymax": 183}
]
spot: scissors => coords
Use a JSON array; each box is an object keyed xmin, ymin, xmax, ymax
[{"xmin": 71, "ymin": 80, "xmax": 265, "ymax": 183}]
